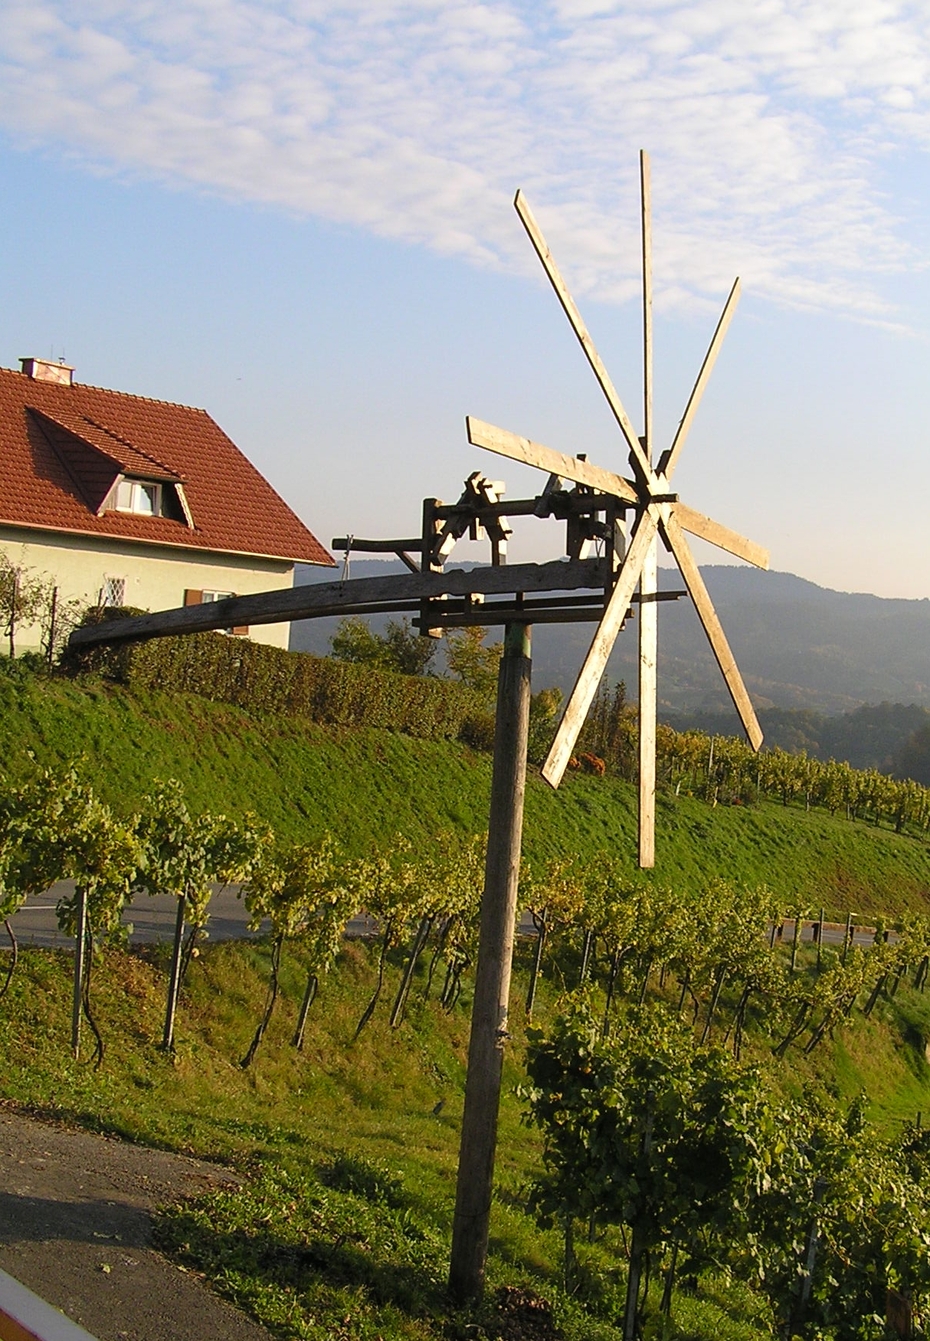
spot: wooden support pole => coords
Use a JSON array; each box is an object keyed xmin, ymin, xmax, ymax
[
  {"xmin": 71, "ymin": 889, "xmax": 87, "ymax": 1059},
  {"xmin": 449, "ymin": 622, "xmax": 532, "ymax": 1303}
]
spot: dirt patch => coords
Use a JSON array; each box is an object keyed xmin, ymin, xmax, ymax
[{"xmin": 0, "ymin": 1106, "xmax": 271, "ymax": 1341}]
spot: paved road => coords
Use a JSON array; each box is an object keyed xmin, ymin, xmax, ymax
[
  {"xmin": 6, "ymin": 892, "xmax": 881, "ymax": 954},
  {"xmin": 8, "ymin": 884, "xmax": 379, "ymax": 950},
  {"xmin": 0, "ymin": 1109, "xmax": 272, "ymax": 1341}
]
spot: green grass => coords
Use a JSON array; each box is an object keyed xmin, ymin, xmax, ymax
[
  {"xmin": 5, "ymin": 662, "xmax": 930, "ymax": 1335},
  {"xmin": 5, "ymin": 932, "xmax": 930, "ymax": 1340},
  {"xmin": 0, "ymin": 663, "xmax": 929, "ymax": 916}
]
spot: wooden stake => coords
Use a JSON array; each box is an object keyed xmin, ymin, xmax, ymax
[
  {"xmin": 449, "ymin": 622, "xmax": 532, "ymax": 1303},
  {"xmin": 162, "ymin": 894, "xmax": 187, "ymax": 1051},
  {"xmin": 71, "ymin": 889, "xmax": 87, "ymax": 1059}
]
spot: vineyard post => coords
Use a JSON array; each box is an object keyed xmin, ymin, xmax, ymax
[
  {"xmin": 162, "ymin": 893, "xmax": 187, "ymax": 1050},
  {"xmin": 842, "ymin": 912, "xmax": 854, "ymax": 966},
  {"xmin": 449, "ymin": 621, "xmax": 532, "ymax": 1303},
  {"xmin": 790, "ymin": 913, "xmax": 803, "ymax": 973},
  {"xmin": 71, "ymin": 888, "xmax": 87, "ymax": 1058},
  {"xmin": 817, "ymin": 907, "xmax": 825, "ymax": 970}
]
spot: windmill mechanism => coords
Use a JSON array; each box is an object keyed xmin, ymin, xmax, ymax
[
  {"xmin": 74, "ymin": 152, "xmax": 769, "ymax": 871},
  {"xmin": 468, "ymin": 153, "xmax": 768, "ymax": 863},
  {"xmin": 336, "ymin": 151, "xmax": 769, "ymax": 867}
]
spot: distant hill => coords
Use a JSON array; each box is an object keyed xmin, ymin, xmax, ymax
[
  {"xmin": 291, "ymin": 561, "xmax": 930, "ymax": 718},
  {"xmin": 666, "ymin": 703, "xmax": 930, "ymax": 774}
]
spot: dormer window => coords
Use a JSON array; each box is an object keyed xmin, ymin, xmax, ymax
[{"xmin": 114, "ymin": 478, "xmax": 162, "ymax": 516}]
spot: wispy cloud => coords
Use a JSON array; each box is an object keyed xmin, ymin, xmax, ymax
[{"xmin": 2, "ymin": 1, "xmax": 929, "ymax": 318}]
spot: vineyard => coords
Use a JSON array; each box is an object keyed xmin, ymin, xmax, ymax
[
  {"xmin": 575, "ymin": 683, "xmax": 930, "ymax": 838},
  {"xmin": 6, "ymin": 759, "xmax": 930, "ymax": 1337},
  {"xmin": 5, "ymin": 652, "xmax": 930, "ymax": 1337}
]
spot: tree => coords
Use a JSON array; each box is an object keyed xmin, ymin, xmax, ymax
[
  {"xmin": 330, "ymin": 616, "xmax": 437, "ymax": 676},
  {"xmin": 137, "ymin": 780, "xmax": 269, "ymax": 1050},
  {"xmin": 0, "ymin": 556, "xmax": 49, "ymax": 658},
  {"xmin": 445, "ymin": 626, "xmax": 502, "ymax": 704},
  {"xmin": 50, "ymin": 774, "xmax": 143, "ymax": 1066},
  {"xmin": 0, "ymin": 774, "xmax": 69, "ymax": 996},
  {"xmin": 897, "ymin": 723, "xmax": 930, "ymax": 787},
  {"xmin": 240, "ymin": 835, "xmax": 355, "ymax": 1066},
  {"xmin": 524, "ymin": 998, "xmax": 772, "ymax": 1337}
]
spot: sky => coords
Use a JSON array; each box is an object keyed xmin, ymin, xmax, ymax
[{"xmin": 2, "ymin": 1, "xmax": 930, "ymax": 598}]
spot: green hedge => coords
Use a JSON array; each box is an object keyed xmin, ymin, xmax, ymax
[{"xmin": 67, "ymin": 617, "xmax": 482, "ymax": 742}]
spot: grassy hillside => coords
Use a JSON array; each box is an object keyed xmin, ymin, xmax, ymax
[
  {"xmin": 4, "ymin": 931, "xmax": 930, "ymax": 1340},
  {"xmin": 2, "ymin": 664, "xmax": 930, "ymax": 917},
  {"xmin": 7, "ymin": 661, "xmax": 930, "ymax": 1337}
]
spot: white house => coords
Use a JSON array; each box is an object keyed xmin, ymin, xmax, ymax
[{"xmin": 0, "ymin": 358, "xmax": 333, "ymax": 651}]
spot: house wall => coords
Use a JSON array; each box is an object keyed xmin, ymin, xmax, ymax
[{"xmin": 0, "ymin": 527, "xmax": 297, "ymax": 653}]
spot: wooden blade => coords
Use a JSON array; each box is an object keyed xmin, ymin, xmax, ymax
[
  {"xmin": 638, "ymin": 150, "xmax": 656, "ymax": 868},
  {"xmin": 662, "ymin": 511, "xmax": 763, "ymax": 751},
  {"xmin": 514, "ymin": 190, "xmax": 654, "ymax": 487},
  {"xmin": 638, "ymin": 530, "xmax": 657, "ymax": 868},
  {"xmin": 466, "ymin": 417, "xmax": 639, "ymax": 505},
  {"xmin": 640, "ymin": 150, "xmax": 653, "ymax": 459},
  {"xmin": 542, "ymin": 507, "xmax": 659, "ymax": 788},
  {"xmin": 674, "ymin": 502, "xmax": 769, "ymax": 569},
  {"xmin": 659, "ymin": 277, "xmax": 741, "ymax": 481}
]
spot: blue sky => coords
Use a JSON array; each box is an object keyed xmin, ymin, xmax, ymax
[{"xmin": 2, "ymin": 1, "xmax": 930, "ymax": 597}]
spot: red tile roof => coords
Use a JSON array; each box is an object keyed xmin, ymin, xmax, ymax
[{"xmin": 0, "ymin": 366, "xmax": 334, "ymax": 566}]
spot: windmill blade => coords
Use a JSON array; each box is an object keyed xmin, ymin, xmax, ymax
[
  {"xmin": 514, "ymin": 191, "xmax": 654, "ymax": 488},
  {"xmin": 542, "ymin": 507, "xmax": 659, "ymax": 788},
  {"xmin": 658, "ymin": 278, "xmax": 741, "ymax": 482},
  {"xmin": 674, "ymin": 502, "xmax": 769, "ymax": 569},
  {"xmin": 662, "ymin": 511, "xmax": 763, "ymax": 751},
  {"xmin": 640, "ymin": 149, "xmax": 653, "ymax": 455},
  {"xmin": 638, "ymin": 150, "xmax": 657, "ymax": 869},
  {"xmin": 466, "ymin": 417, "xmax": 639, "ymax": 504}
]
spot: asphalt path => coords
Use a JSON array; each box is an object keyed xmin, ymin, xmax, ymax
[
  {"xmin": 10, "ymin": 883, "xmax": 377, "ymax": 950},
  {"xmin": 7, "ymin": 890, "xmax": 881, "ymax": 953}
]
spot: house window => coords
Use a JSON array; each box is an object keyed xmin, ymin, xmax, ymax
[
  {"xmin": 184, "ymin": 588, "xmax": 248, "ymax": 637},
  {"xmin": 100, "ymin": 576, "xmax": 126, "ymax": 607},
  {"xmin": 113, "ymin": 478, "xmax": 162, "ymax": 516}
]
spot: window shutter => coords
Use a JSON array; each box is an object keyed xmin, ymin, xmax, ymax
[
  {"xmin": 184, "ymin": 589, "xmax": 202, "ymax": 606},
  {"xmin": 231, "ymin": 594, "xmax": 248, "ymax": 635}
]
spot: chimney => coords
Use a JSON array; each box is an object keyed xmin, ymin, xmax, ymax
[{"xmin": 20, "ymin": 357, "xmax": 74, "ymax": 387}]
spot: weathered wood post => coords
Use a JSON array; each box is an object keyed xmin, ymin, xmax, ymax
[
  {"xmin": 162, "ymin": 894, "xmax": 187, "ymax": 1050},
  {"xmin": 71, "ymin": 889, "xmax": 87, "ymax": 1058},
  {"xmin": 448, "ymin": 621, "xmax": 532, "ymax": 1303}
]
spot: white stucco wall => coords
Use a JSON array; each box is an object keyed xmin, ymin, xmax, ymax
[{"xmin": 0, "ymin": 527, "xmax": 299, "ymax": 653}]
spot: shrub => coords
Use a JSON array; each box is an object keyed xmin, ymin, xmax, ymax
[{"xmin": 67, "ymin": 620, "xmax": 483, "ymax": 743}]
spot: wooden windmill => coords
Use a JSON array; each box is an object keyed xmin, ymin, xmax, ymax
[
  {"xmin": 70, "ymin": 154, "xmax": 772, "ymax": 1301},
  {"xmin": 467, "ymin": 151, "xmax": 769, "ymax": 866}
]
